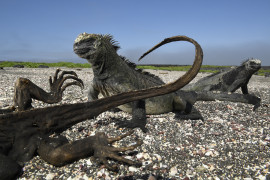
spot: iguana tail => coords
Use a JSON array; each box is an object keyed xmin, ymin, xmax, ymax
[
  {"xmin": 195, "ymin": 91, "xmax": 261, "ymax": 110},
  {"xmin": 0, "ymin": 36, "xmax": 203, "ymax": 132},
  {"xmin": 134, "ymin": 35, "xmax": 203, "ymax": 97}
]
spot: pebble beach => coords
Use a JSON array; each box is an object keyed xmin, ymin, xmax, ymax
[{"xmin": 0, "ymin": 67, "xmax": 269, "ymax": 180}]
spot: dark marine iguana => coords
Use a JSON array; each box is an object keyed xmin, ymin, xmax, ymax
[
  {"xmin": 0, "ymin": 45, "xmax": 203, "ymax": 179},
  {"xmin": 1, "ymin": 69, "xmax": 84, "ymax": 113},
  {"xmin": 73, "ymin": 33, "xmax": 261, "ymax": 130},
  {"xmin": 183, "ymin": 58, "xmax": 261, "ymax": 94}
]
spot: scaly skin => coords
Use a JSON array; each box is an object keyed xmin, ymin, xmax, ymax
[
  {"xmin": 74, "ymin": 34, "xmax": 204, "ymax": 130},
  {"xmin": 183, "ymin": 59, "xmax": 261, "ymax": 94},
  {"xmin": 73, "ymin": 33, "xmax": 260, "ymax": 129},
  {"xmin": 0, "ymin": 41, "xmax": 202, "ymax": 179}
]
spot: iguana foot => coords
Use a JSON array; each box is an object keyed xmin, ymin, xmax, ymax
[
  {"xmin": 116, "ymin": 119, "xmax": 148, "ymax": 133},
  {"xmin": 174, "ymin": 107, "xmax": 204, "ymax": 121},
  {"xmin": 174, "ymin": 113, "xmax": 204, "ymax": 121},
  {"xmin": 49, "ymin": 69, "xmax": 84, "ymax": 101},
  {"xmin": 92, "ymin": 130, "xmax": 143, "ymax": 171}
]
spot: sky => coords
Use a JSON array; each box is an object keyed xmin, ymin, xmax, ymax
[{"xmin": 0, "ymin": 0, "xmax": 269, "ymax": 66}]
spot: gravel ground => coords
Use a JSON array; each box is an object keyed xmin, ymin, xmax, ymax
[{"xmin": 0, "ymin": 67, "xmax": 269, "ymax": 180}]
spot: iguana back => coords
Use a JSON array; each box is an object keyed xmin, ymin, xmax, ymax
[{"xmin": 73, "ymin": 33, "xmax": 203, "ymax": 114}]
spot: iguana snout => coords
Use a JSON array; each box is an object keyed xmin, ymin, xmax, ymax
[
  {"xmin": 73, "ymin": 33, "xmax": 99, "ymax": 59},
  {"xmin": 244, "ymin": 59, "xmax": 261, "ymax": 71}
]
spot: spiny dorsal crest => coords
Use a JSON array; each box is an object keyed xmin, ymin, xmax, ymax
[
  {"xmin": 119, "ymin": 55, "xmax": 164, "ymax": 83},
  {"xmin": 102, "ymin": 34, "xmax": 120, "ymax": 51}
]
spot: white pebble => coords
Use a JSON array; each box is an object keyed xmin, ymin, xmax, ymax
[
  {"xmin": 153, "ymin": 154, "xmax": 162, "ymax": 161},
  {"xmin": 128, "ymin": 166, "xmax": 138, "ymax": 172},
  {"xmin": 46, "ymin": 173, "xmax": 56, "ymax": 180},
  {"xmin": 169, "ymin": 166, "xmax": 178, "ymax": 176}
]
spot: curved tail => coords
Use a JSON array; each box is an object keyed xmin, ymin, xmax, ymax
[
  {"xmin": 138, "ymin": 35, "xmax": 203, "ymax": 92},
  {"xmin": 1, "ymin": 36, "xmax": 203, "ymax": 131}
]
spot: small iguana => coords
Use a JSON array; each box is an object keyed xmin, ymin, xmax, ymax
[
  {"xmin": 73, "ymin": 33, "xmax": 261, "ymax": 131},
  {"xmin": 183, "ymin": 58, "xmax": 261, "ymax": 94},
  {"xmin": 0, "ymin": 48, "xmax": 202, "ymax": 180}
]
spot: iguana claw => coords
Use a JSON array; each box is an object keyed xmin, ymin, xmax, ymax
[
  {"xmin": 92, "ymin": 130, "xmax": 143, "ymax": 171},
  {"xmin": 49, "ymin": 69, "xmax": 84, "ymax": 101},
  {"xmin": 12, "ymin": 69, "xmax": 84, "ymax": 111}
]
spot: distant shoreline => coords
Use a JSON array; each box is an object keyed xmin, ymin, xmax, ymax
[{"xmin": 1, "ymin": 61, "xmax": 270, "ymax": 75}]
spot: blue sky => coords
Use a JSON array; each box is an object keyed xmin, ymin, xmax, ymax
[{"xmin": 0, "ymin": 0, "xmax": 269, "ymax": 65}]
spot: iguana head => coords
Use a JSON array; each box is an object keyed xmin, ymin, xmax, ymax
[
  {"xmin": 241, "ymin": 58, "xmax": 261, "ymax": 72},
  {"xmin": 73, "ymin": 33, "xmax": 120, "ymax": 62}
]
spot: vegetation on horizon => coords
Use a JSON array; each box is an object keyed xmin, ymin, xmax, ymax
[
  {"xmin": 0, "ymin": 61, "xmax": 90, "ymax": 68},
  {"xmin": 0, "ymin": 61, "xmax": 269, "ymax": 76}
]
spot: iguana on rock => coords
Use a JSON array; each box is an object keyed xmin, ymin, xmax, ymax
[
  {"xmin": 0, "ymin": 46, "xmax": 202, "ymax": 180},
  {"xmin": 183, "ymin": 58, "xmax": 261, "ymax": 94},
  {"xmin": 73, "ymin": 33, "xmax": 261, "ymax": 130}
]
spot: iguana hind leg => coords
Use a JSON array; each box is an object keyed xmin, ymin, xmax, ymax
[{"xmin": 37, "ymin": 131, "xmax": 142, "ymax": 171}]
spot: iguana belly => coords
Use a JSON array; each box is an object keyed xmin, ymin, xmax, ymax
[{"xmin": 118, "ymin": 94, "xmax": 174, "ymax": 115}]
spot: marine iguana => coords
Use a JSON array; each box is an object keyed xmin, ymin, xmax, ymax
[
  {"xmin": 183, "ymin": 58, "xmax": 261, "ymax": 94},
  {"xmin": 0, "ymin": 46, "xmax": 202, "ymax": 179},
  {"xmin": 73, "ymin": 33, "xmax": 261, "ymax": 130}
]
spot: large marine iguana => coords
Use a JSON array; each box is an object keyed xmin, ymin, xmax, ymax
[
  {"xmin": 1, "ymin": 69, "xmax": 84, "ymax": 113},
  {"xmin": 0, "ymin": 45, "xmax": 202, "ymax": 179},
  {"xmin": 73, "ymin": 33, "xmax": 261, "ymax": 130},
  {"xmin": 183, "ymin": 58, "xmax": 261, "ymax": 94}
]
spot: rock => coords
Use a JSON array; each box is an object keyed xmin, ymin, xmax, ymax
[
  {"xmin": 45, "ymin": 173, "xmax": 56, "ymax": 180},
  {"xmin": 196, "ymin": 165, "xmax": 208, "ymax": 172},
  {"xmin": 148, "ymin": 174, "xmax": 157, "ymax": 180},
  {"xmin": 38, "ymin": 65, "xmax": 49, "ymax": 68},
  {"xmin": 13, "ymin": 64, "xmax": 24, "ymax": 68},
  {"xmin": 169, "ymin": 166, "xmax": 178, "ymax": 176},
  {"xmin": 128, "ymin": 166, "xmax": 138, "ymax": 172},
  {"xmin": 153, "ymin": 154, "xmax": 162, "ymax": 161}
]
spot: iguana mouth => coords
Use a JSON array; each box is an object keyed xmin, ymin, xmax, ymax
[
  {"xmin": 248, "ymin": 59, "xmax": 261, "ymax": 70},
  {"xmin": 73, "ymin": 35, "xmax": 97, "ymax": 57},
  {"xmin": 74, "ymin": 41, "xmax": 95, "ymax": 55}
]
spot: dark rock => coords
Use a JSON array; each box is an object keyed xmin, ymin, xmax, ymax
[
  {"xmin": 0, "ymin": 67, "xmax": 3, "ymax": 70},
  {"xmin": 13, "ymin": 65, "xmax": 24, "ymax": 68},
  {"xmin": 38, "ymin": 65, "xmax": 49, "ymax": 68}
]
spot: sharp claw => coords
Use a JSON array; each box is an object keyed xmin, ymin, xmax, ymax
[
  {"xmin": 60, "ymin": 81, "xmax": 84, "ymax": 95},
  {"xmin": 104, "ymin": 163, "xmax": 119, "ymax": 172},
  {"xmin": 91, "ymin": 131, "xmax": 143, "ymax": 172},
  {"xmin": 49, "ymin": 76, "xmax": 53, "ymax": 86},
  {"xmin": 58, "ymin": 76, "xmax": 84, "ymax": 91},
  {"xmin": 59, "ymin": 71, "xmax": 78, "ymax": 80},
  {"xmin": 54, "ymin": 69, "xmax": 61, "ymax": 82},
  {"xmin": 107, "ymin": 130, "xmax": 134, "ymax": 144},
  {"xmin": 253, "ymin": 103, "xmax": 260, "ymax": 111}
]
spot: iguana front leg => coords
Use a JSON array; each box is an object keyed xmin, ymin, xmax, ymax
[
  {"xmin": 88, "ymin": 81, "xmax": 100, "ymax": 101},
  {"xmin": 13, "ymin": 69, "xmax": 84, "ymax": 111},
  {"xmin": 0, "ymin": 154, "xmax": 22, "ymax": 180},
  {"xmin": 117, "ymin": 100, "xmax": 148, "ymax": 132},
  {"xmin": 241, "ymin": 84, "xmax": 249, "ymax": 94},
  {"xmin": 37, "ymin": 130, "xmax": 142, "ymax": 171}
]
